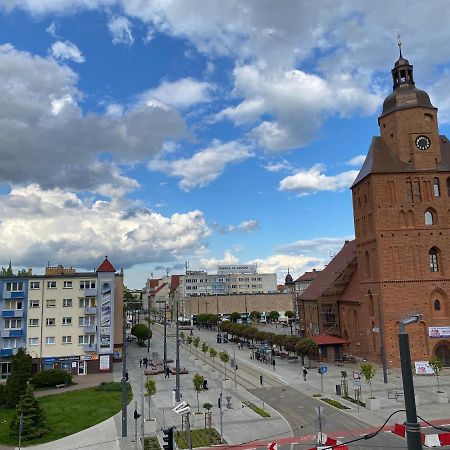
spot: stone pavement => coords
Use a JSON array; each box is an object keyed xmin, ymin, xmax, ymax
[{"xmin": 189, "ymin": 325, "xmax": 450, "ymax": 429}]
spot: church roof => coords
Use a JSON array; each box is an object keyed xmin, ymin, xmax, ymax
[
  {"xmin": 96, "ymin": 257, "xmax": 116, "ymax": 273},
  {"xmin": 352, "ymin": 135, "xmax": 450, "ymax": 187},
  {"xmin": 295, "ymin": 269, "xmax": 321, "ymax": 282},
  {"xmin": 299, "ymin": 240, "xmax": 356, "ymax": 301}
]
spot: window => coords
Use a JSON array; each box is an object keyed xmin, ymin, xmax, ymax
[
  {"xmin": 425, "ymin": 210, "xmax": 434, "ymax": 225},
  {"xmin": 63, "ymin": 299, "xmax": 73, "ymax": 307},
  {"xmin": 78, "ymin": 335, "xmax": 95, "ymax": 345},
  {"xmin": 29, "ymin": 300, "xmax": 40, "ymax": 308},
  {"xmin": 79, "ymin": 316, "xmax": 95, "ymax": 326},
  {"xmin": 447, "ymin": 177, "xmax": 450, "ymax": 197},
  {"xmin": 4, "ymin": 300, "xmax": 22, "ymax": 310},
  {"xmin": 4, "ymin": 319, "xmax": 21, "ymax": 329},
  {"xmin": 30, "ymin": 281, "xmax": 40, "ymax": 290},
  {"xmin": 46, "ymin": 299, "xmax": 56, "ymax": 308},
  {"xmin": 45, "ymin": 337, "xmax": 55, "ymax": 345},
  {"xmin": 47, "ymin": 281, "xmax": 56, "ymax": 289},
  {"xmin": 62, "ymin": 317, "xmax": 72, "ymax": 326},
  {"xmin": 80, "ymin": 280, "xmax": 96, "ymax": 289},
  {"xmin": 433, "ymin": 178, "xmax": 441, "ymax": 197},
  {"xmin": 406, "ymin": 179, "xmax": 413, "ymax": 202},
  {"xmin": 413, "ymin": 179, "xmax": 421, "ymax": 202},
  {"xmin": 434, "ymin": 299, "xmax": 441, "ymax": 311},
  {"xmin": 5, "ymin": 282, "xmax": 23, "ymax": 292},
  {"xmin": 429, "ymin": 247, "xmax": 440, "ymax": 272},
  {"xmin": 3, "ymin": 338, "xmax": 20, "ymax": 349},
  {"xmin": 63, "ymin": 281, "xmax": 73, "ymax": 289},
  {"xmin": 79, "ymin": 298, "xmax": 96, "ymax": 308},
  {"xmin": 46, "ymin": 318, "xmax": 56, "ymax": 326},
  {"xmin": 62, "ymin": 336, "xmax": 72, "ymax": 344},
  {"xmin": 28, "ymin": 338, "xmax": 38, "ymax": 346},
  {"xmin": 29, "ymin": 319, "xmax": 39, "ymax": 327}
]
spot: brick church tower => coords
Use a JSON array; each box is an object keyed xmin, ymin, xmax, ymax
[{"xmin": 352, "ymin": 48, "xmax": 450, "ymax": 367}]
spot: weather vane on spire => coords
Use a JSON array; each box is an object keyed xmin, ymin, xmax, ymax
[{"xmin": 397, "ymin": 32, "xmax": 402, "ymax": 57}]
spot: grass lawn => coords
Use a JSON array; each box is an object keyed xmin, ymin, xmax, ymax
[
  {"xmin": 144, "ymin": 436, "xmax": 161, "ymax": 450},
  {"xmin": 0, "ymin": 382, "xmax": 132, "ymax": 447},
  {"xmin": 175, "ymin": 428, "xmax": 224, "ymax": 449},
  {"xmin": 242, "ymin": 400, "xmax": 271, "ymax": 417}
]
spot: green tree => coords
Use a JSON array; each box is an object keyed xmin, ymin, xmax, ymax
[
  {"xmin": 429, "ymin": 357, "xmax": 444, "ymax": 392},
  {"xmin": 186, "ymin": 336, "xmax": 193, "ymax": 347},
  {"xmin": 131, "ymin": 323, "xmax": 150, "ymax": 345},
  {"xmin": 180, "ymin": 331, "xmax": 186, "ymax": 343},
  {"xmin": 209, "ymin": 347, "xmax": 218, "ymax": 369},
  {"xmin": 269, "ymin": 311, "xmax": 280, "ymax": 322},
  {"xmin": 144, "ymin": 376, "xmax": 157, "ymax": 420},
  {"xmin": 192, "ymin": 373, "xmax": 204, "ymax": 412},
  {"xmin": 193, "ymin": 336, "xmax": 201, "ymax": 351},
  {"xmin": 230, "ymin": 312, "xmax": 241, "ymax": 323},
  {"xmin": 5, "ymin": 348, "xmax": 32, "ymax": 408},
  {"xmin": 295, "ymin": 339, "xmax": 318, "ymax": 367},
  {"xmin": 360, "ymin": 362, "xmax": 376, "ymax": 399},
  {"xmin": 249, "ymin": 311, "xmax": 261, "ymax": 322},
  {"xmin": 285, "ymin": 311, "xmax": 294, "ymax": 319},
  {"xmin": 201, "ymin": 342, "xmax": 209, "ymax": 362},
  {"xmin": 340, "ymin": 370, "xmax": 349, "ymax": 397},
  {"xmin": 10, "ymin": 384, "xmax": 47, "ymax": 441},
  {"xmin": 203, "ymin": 402, "xmax": 213, "ymax": 428},
  {"xmin": 220, "ymin": 351, "xmax": 230, "ymax": 379}
]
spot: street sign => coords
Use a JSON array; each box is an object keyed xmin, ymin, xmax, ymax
[
  {"xmin": 267, "ymin": 442, "xmax": 277, "ymax": 450},
  {"xmin": 352, "ymin": 370, "xmax": 361, "ymax": 379},
  {"xmin": 319, "ymin": 366, "xmax": 327, "ymax": 374},
  {"xmin": 353, "ymin": 379, "xmax": 361, "ymax": 390}
]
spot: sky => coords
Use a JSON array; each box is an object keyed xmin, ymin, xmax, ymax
[{"xmin": 1, "ymin": 1, "xmax": 450, "ymax": 288}]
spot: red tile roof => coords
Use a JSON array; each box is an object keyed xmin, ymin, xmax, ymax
[
  {"xmin": 170, "ymin": 275, "xmax": 181, "ymax": 291},
  {"xmin": 96, "ymin": 257, "xmax": 116, "ymax": 273},
  {"xmin": 311, "ymin": 334, "xmax": 350, "ymax": 346},
  {"xmin": 299, "ymin": 240, "xmax": 356, "ymax": 301},
  {"xmin": 295, "ymin": 269, "xmax": 321, "ymax": 282}
]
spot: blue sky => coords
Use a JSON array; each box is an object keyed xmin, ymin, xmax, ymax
[{"xmin": 1, "ymin": 1, "xmax": 450, "ymax": 288}]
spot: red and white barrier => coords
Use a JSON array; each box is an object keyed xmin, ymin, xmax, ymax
[
  {"xmin": 304, "ymin": 432, "xmax": 348, "ymax": 450},
  {"xmin": 392, "ymin": 423, "xmax": 450, "ymax": 447}
]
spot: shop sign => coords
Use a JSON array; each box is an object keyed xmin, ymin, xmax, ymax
[
  {"xmin": 415, "ymin": 361, "xmax": 434, "ymax": 375},
  {"xmin": 99, "ymin": 355, "xmax": 110, "ymax": 371},
  {"xmin": 428, "ymin": 326, "xmax": 450, "ymax": 338},
  {"xmin": 80, "ymin": 354, "xmax": 99, "ymax": 361}
]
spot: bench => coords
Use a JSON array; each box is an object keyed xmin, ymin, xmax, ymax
[
  {"xmin": 388, "ymin": 390, "xmax": 404, "ymax": 401},
  {"xmin": 56, "ymin": 383, "xmax": 68, "ymax": 389}
]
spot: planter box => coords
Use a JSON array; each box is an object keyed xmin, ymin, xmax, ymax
[
  {"xmin": 365, "ymin": 397, "xmax": 380, "ymax": 410},
  {"xmin": 432, "ymin": 392, "xmax": 448, "ymax": 404},
  {"xmin": 144, "ymin": 419, "xmax": 157, "ymax": 435}
]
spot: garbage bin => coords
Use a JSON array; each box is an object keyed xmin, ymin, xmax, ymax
[{"xmin": 335, "ymin": 384, "xmax": 342, "ymax": 396}]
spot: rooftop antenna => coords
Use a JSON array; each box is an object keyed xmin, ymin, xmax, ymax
[
  {"xmin": 397, "ymin": 31, "xmax": 402, "ymax": 57},
  {"xmin": 166, "ymin": 268, "xmax": 170, "ymax": 277},
  {"xmin": 185, "ymin": 261, "xmax": 189, "ymax": 274}
]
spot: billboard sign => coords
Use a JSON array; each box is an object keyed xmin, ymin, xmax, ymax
[{"xmin": 428, "ymin": 326, "xmax": 450, "ymax": 338}]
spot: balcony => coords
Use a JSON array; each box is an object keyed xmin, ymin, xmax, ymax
[
  {"xmin": 84, "ymin": 306, "xmax": 97, "ymax": 315},
  {"xmin": 1, "ymin": 329, "xmax": 23, "ymax": 338},
  {"xmin": 0, "ymin": 348, "xmax": 18, "ymax": 357},
  {"xmin": 83, "ymin": 324, "xmax": 97, "ymax": 333},
  {"xmin": 1, "ymin": 309, "xmax": 23, "ymax": 318},
  {"xmin": 83, "ymin": 288, "xmax": 97, "ymax": 297},
  {"xmin": 82, "ymin": 343, "xmax": 97, "ymax": 352},
  {"xmin": 2, "ymin": 291, "xmax": 24, "ymax": 299}
]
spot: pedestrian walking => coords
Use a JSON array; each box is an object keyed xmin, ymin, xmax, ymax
[
  {"xmin": 143, "ymin": 357, "xmax": 148, "ymax": 369},
  {"xmin": 165, "ymin": 366, "xmax": 170, "ymax": 378},
  {"xmin": 272, "ymin": 358, "xmax": 276, "ymax": 371},
  {"xmin": 303, "ymin": 367, "xmax": 308, "ymax": 381},
  {"xmin": 250, "ymin": 350, "xmax": 253, "ymax": 360},
  {"xmin": 139, "ymin": 359, "xmax": 142, "ymax": 368}
]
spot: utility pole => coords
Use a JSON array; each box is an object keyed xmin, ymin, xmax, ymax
[
  {"xmin": 218, "ymin": 391, "xmax": 223, "ymax": 443},
  {"xmin": 399, "ymin": 315, "xmax": 422, "ymax": 450},
  {"xmin": 232, "ymin": 347, "xmax": 237, "ymax": 388},
  {"xmin": 175, "ymin": 290, "xmax": 181, "ymax": 402},
  {"xmin": 163, "ymin": 300, "xmax": 168, "ymax": 371},
  {"xmin": 122, "ymin": 304, "xmax": 128, "ymax": 437}
]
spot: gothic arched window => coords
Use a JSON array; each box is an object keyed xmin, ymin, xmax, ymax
[
  {"xmin": 425, "ymin": 210, "xmax": 434, "ymax": 225},
  {"xmin": 433, "ymin": 177, "xmax": 441, "ymax": 197},
  {"xmin": 434, "ymin": 299, "xmax": 441, "ymax": 311},
  {"xmin": 429, "ymin": 247, "xmax": 440, "ymax": 272}
]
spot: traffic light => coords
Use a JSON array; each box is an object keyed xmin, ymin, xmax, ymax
[{"xmin": 163, "ymin": 427, "xmax": 174, "ymax": 450}]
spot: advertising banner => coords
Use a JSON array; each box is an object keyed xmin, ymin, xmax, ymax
[
  {"xmin": 99, "ymin": 355, "xmax": 110, "ymax": 371},
  {"xmin": 415, "ymin": 361, "xmax": 434, "ymax": 375},
  {"xmin": 428, "ymin": 326, "xmax": 450, "ymax": 338}
]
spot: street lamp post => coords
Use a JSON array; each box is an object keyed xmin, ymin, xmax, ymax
[
  {"xmin": 163, "ymin": 300, "xmax": 168, "ymax": 371},
  {"xmin": 399, "ymin": 314, "xmax": 422, "ymax": 450},
  {"xmin": 175, "ymin": 288, "xmax": 181, "ymax": 402}
]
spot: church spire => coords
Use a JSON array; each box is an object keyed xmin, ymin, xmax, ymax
[{"xmin": 391, "ymin": 38, "xmax": 414, "ymax": 90}]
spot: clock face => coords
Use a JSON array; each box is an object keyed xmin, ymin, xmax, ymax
[{"xmin": 416, "ymin": 135, "xmax": 431, "ymax": 150}]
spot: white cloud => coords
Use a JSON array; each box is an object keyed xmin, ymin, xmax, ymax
[
  {"xmin": 279, "ymin": 164, "xmax": 359, "ymax": 196},
  {"xmin": 50, "ymin": 40, "xmax": 85, "ymax": 63},
  {"xmin": 277, "ymin": 236, "xmax": 353, "ymax": 257},
  {"xmin": 238, "ymin": 220, "xmax": 259, "ymax": 232},
  {"xmin": 346, "ymin": 155, "xmax": 366, "ymax": 166},
  {"xmin": 263, "ymin": 159, "xmax": 293, "ymax": 173},
  {"xmin": 0, "ymin": 44, "xmax": 187, "ymax": 193},
  {"xmin": 0, "ymin": 184, "xmax": 210, "ymax": 269},
  {"xmin": 108, "ymin": 15, "xmax": 134, "ymax": 46},
  {"xmin": 141, "ymin": 77, "xmax": 214, "ymax": 110},
  {"xmin": 143, "ymin": 27, "xmax": 155, "ymax": 45},
  {"xmin": 46, "ymin": 22, "xmax": 58, "ymax": 37},
  {"xmin": 212, "ymin": 219, "xmax": 259, "ymax": 234},
  {"xmin": 199, "ymin": 251, "xmax": 239, "ymax": 272},
  {"xmin": 148, "ymin": 140, "xmax": 253, "ymax": 191},
  {"xmin": 105, "ymin": 103, "xmax": 124, "ymax": 117}
]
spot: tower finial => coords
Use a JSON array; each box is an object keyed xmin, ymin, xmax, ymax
[{"xmin": 397, "ymin": 32, "xmax": 402, "ymax": 57}]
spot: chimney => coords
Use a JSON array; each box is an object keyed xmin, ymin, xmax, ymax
[{"xmin": 344, "ymin": 240, "xmax": 350, "ymax": 245}]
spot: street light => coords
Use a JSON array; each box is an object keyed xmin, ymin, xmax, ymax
[{"xmin": 398, "ymin": 314, "xmax": 422, "ymax": 450}]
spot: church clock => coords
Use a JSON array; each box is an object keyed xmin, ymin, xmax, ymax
[{"xmin": 415, "ymin": 135, "xmax": 431, "ymax": 150}]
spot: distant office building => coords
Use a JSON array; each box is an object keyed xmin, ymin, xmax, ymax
[{"xmin": 179, "ymin": 266, "xmax": 277, "ymax": 297}]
